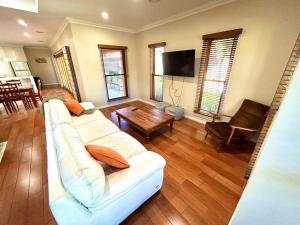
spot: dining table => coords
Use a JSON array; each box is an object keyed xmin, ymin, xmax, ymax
[{"xmin": 18, "ymin": 86, "xmax": 38, "ymax": 107}]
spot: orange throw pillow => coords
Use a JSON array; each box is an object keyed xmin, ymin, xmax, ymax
[
  {"xmin": 85, "ymin": 145, "xmax": 129, "ymax": 169},
  {"xmin": 64, "ymin": 99, "xmax": 85, "ymax": 116}
]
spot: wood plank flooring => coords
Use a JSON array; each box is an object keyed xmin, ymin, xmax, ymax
[{"xmin": 0, "ymin": 88, "xmax": 253, "ymax": 225}]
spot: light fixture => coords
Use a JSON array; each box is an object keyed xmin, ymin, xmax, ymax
[
  {"xmin": 36, "ymin": 30, "xmax": 45, "ymax": 34},
  {"xmin": 24, "ymin": 32, "xmax": 31, "ymax": 38},
  {"xmin": 101, "ymin": 11, "xmax": 109, "ymax": 20},
  {"xmin": 17, "ymin": 19, "xmax": 28, "ymax": 27}
]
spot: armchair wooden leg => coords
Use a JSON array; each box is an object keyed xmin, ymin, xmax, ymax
[
  {"xmin": 227, "ymin": 127, "xmax": 236, "ymax": 145},
  {"xmin": 204, "ymin": 132, "xmax": 208, "ymax": 140}
]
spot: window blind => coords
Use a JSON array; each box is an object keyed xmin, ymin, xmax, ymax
[
  {"xmin": 148, "ymin": 42, "xmax": 166, "ymax": 101},
  {"xmin": 195, "ymin": 29, "xmax": 242, "ymax": 115},
  {"xmin": 53, "ymin": 46, "xmax": 81, "ymax": 101}
]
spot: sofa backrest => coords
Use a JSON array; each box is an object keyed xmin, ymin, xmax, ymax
[
  {"xmin": 53, "ymin": 123, "xmax": 106, "ymax": 208},
  {"xmin": 48, "ymin": 99, "xmax": 72, "ymax": 128},
  {"xmin": 47, "ymin": 99, "xmax": 106, "ymax": 209}
]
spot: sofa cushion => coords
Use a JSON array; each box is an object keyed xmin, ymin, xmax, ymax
[
  {"xmin": 86, "ymin": 145, "xmax": 129, "ymax": 169},
  {"xmin": 77, "ymin": 118, "xmax": 120, "ymax": 144},
  {"xmin": 53, "ymin": 123, "xmax": 106, "ymax": 208},
  {"xmin": 88, "ymin": 131, "xmax": 146, "ymax": 160},
  {"xmin": 72, "ymin": 110, "xmax": 106, "ymax": 127},
  {"xmin": 49, "ymin": 99, "xmax": 72, "ymax": 128},
  {"xmin": 64, "ymin": 99, "xmax": 85, "ymax": 116}
]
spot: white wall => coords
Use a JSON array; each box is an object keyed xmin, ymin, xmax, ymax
[
  {"xmin": 0, "ymin": 45, "xmax": 27, "ymax": 77},
  {"xmin": 69, "ymin": 23, "xmax": 139, "ymax": 106},
  {"xmin": 229, "ymin": 62, "xmax": 300, "ymax": 225},
  {"xmin": 135, "ymin": 0, "xmax": 300, "ymax": 117},
  {"xmin": 24, "ymin": 47, "xmax": 58, "ymax": 85}
]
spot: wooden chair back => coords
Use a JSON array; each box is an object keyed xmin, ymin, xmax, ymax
[
  {"xmin": 6, "ymin": 79, "xmax": 22, "ymax": 87},
  {"xmin": 0, "ymin": 83, "xmax": 22, "ymax": 100},
  {"xmin": 37, "ymin": 79, "xmax": 43, "ymax": 101}
]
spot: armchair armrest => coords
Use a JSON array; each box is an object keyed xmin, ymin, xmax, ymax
[
  {"xmin": 230, "ymin": 125, "xmax": 258, "ymax": 132},
  {"xmin": 227, "ymin": 125, "xmax": 259, "ymax": 144},
  {"xmin": 209, "ymin": 112, "xmax": 233, "ymax": 122}
]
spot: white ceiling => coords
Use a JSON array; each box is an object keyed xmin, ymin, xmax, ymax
[{"xmin": 0, "ymin": 0, "xmax": 236, "ymax": 47}]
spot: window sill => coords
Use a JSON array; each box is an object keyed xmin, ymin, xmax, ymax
[
  {"xmin": 150, "ymin": 97, "xmax": 162, "ymax": 102},
  {"xmin": 107, "ymin": 96, "xmax": 129, "ymax": 102}
]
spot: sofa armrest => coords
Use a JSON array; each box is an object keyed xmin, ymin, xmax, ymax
[
  {"xmin": 80, "ymin": 102, "xmax": 95, "ymax": 110},
  {"xmin": 90, "ymin": 151, "xmax": 166, "ymax": 213},
  {"xmin": 128, "ymin": 151, "xmax": 166, "ymax": 176}
]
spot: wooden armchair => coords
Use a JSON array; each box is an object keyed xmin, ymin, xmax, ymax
[{"xmin": 205, "ymin": 99, "xmax": 270, "ymax": 150}]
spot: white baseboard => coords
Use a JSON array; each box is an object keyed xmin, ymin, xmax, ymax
[
  {"xmin": 135, "ymin": 98, "xmax": 208, "ymax": 124},
  {"xmin": 96, "ymin": 97, "xmax": 208, "ymax": 125},
  {"xmin": 97, "ymin": 98, "xmax": 140, "ymax": 109},
  {"xmin": 44, "ymin": 83, "xmax": 60, "ymax": 87},
  {"xmin": 184, "ymin": 114, "xmax": 207, "ymax": 124}
]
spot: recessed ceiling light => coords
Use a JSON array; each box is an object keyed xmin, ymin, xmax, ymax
[
  {"xmin": 101, "ymin": 11, "xmax": 109, "ymax": 20},
  {"xmin": 17, "ymin": 19, "xmax": 28, "ymax": 27},
  {"xmin": 36, "ymin": 30, "xmax": 45, "ymax": 34},
  {"xmin": 24, "ymin": 32, "xmax": 31, "ymax": 38}
]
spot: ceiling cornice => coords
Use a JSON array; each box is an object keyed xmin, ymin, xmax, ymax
[
  {"xmin": 49, "ymin": 18, "xmax": 69, "ymax": 48},
  {"xmin": 66, "ymin": 17, "xmax": 136, "ymax": 34},
  {"xmin": 48, "ymin": 0, "xmax": 238, "ymax": 47},
  {"xmin": 0, "ymin": 43, "xmax": 24, "ymax": 48},
  {"xmin": 136, "ymin": 0, "xmax": 238, "ymax": 32},
  {"xmin": 23, "ymin": 46, "xmax": 50, "ymax": 50}
]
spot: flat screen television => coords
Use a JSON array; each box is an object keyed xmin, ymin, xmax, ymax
[{"xmin": 162, "ymin": 49, "xmax": 195, "ymax": 77}]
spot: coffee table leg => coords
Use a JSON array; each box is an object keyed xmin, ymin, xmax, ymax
[
  {"xmin": 146, "ymin": 133, "xmax": 150, "ymax": 142},
  {"xmin": 117, "ymin": 115, "xmax": 121, "ymax": 128},
  {"xmin": 170, "ymin": 119, "xmax": 174, "ymax": 132}
]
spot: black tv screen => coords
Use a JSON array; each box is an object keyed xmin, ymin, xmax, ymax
[{"xmin": 162, "ymin": 49, "xmax": 195, "ymax": 77}]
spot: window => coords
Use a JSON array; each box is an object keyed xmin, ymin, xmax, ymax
[
  {"xmin": 195, "ymin": 29, "xmax": 242, "ymax": 115},
  {"xmin": 53, "ymin": 46, "xmax": 81, "ymax": 101},
  {"xmin": 148, "ymin": 42, "xmax": 166, "ymax": 101},
  {"xmin": 98, "ymin": 45, "xmax": 128, "ymax": 101}
]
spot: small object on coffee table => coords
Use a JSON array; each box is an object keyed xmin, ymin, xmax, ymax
[{"xmin": 116, "ymin": 106, "xmax": 174, "ymax": 141}]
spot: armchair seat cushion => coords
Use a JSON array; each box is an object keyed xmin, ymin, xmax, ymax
[{"xmin": 205, "ymin": 122, "xmax": 245, "ymax": 140}]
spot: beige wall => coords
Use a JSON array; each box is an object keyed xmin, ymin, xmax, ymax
[
  {"xmin": 70, "ymin": 23, "xmax": 139, "ymax": 106},
  {"xmin": 51, "ymin": 24, "xmax": 138, "ymax": 106},
  {"xmin": 24, "ymin": 47, "xmax": 58, "ymax": 85},
  {"xmin": 51, "ymin": 25, "xmax": 86, "ymax": 100},
  {"xmin": 136, "ymin": 0, "xmax": 300, "ymax": 117},
  {"xmin": 51, "ymin": 0, "xmax": 300, "ymax": 116}
]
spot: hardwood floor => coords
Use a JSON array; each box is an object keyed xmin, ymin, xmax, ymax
[{"xmin": 0, "ymin": 88, "xmax": 253, "ymax": 225}]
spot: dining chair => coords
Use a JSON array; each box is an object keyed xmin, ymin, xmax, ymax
[
  {"xmin": 6, "ymin": 79, "xmax": 22, "ymax": 86},
  {"xmin": 0, "ymin": 83, "xmax": 11, "ymax": 114},
  {"xmin": 7, "ymin": 79, "xmax": 35, "ymax": 108},
  {"xmin": 36, "ymin": 79, "xmax": 43, "ymax": 101},
  {"xmin": 0, "ymin": 83, "xmax": 32, "ymax": 112}
]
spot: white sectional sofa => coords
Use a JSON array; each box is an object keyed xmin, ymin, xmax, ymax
[{"xmin": 44, "ymin": 99, "xmax": 166, "ymax": 225}]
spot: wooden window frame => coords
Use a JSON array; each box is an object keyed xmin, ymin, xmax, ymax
[
  {"xmin": 98, "ymin": 44, "xmax": 129, "ymax": 102},
  {"xmin": 148, "ymin": 42, "xmax": 166, "ymax": 101},
  {"xmin": 195, "ymin": 29, "xmax": 242, "ymax": 115}
]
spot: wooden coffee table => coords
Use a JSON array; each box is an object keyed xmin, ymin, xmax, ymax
[{"xmin": 115, "ymin": 106, "xmax": 174, "ymax": 141}]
